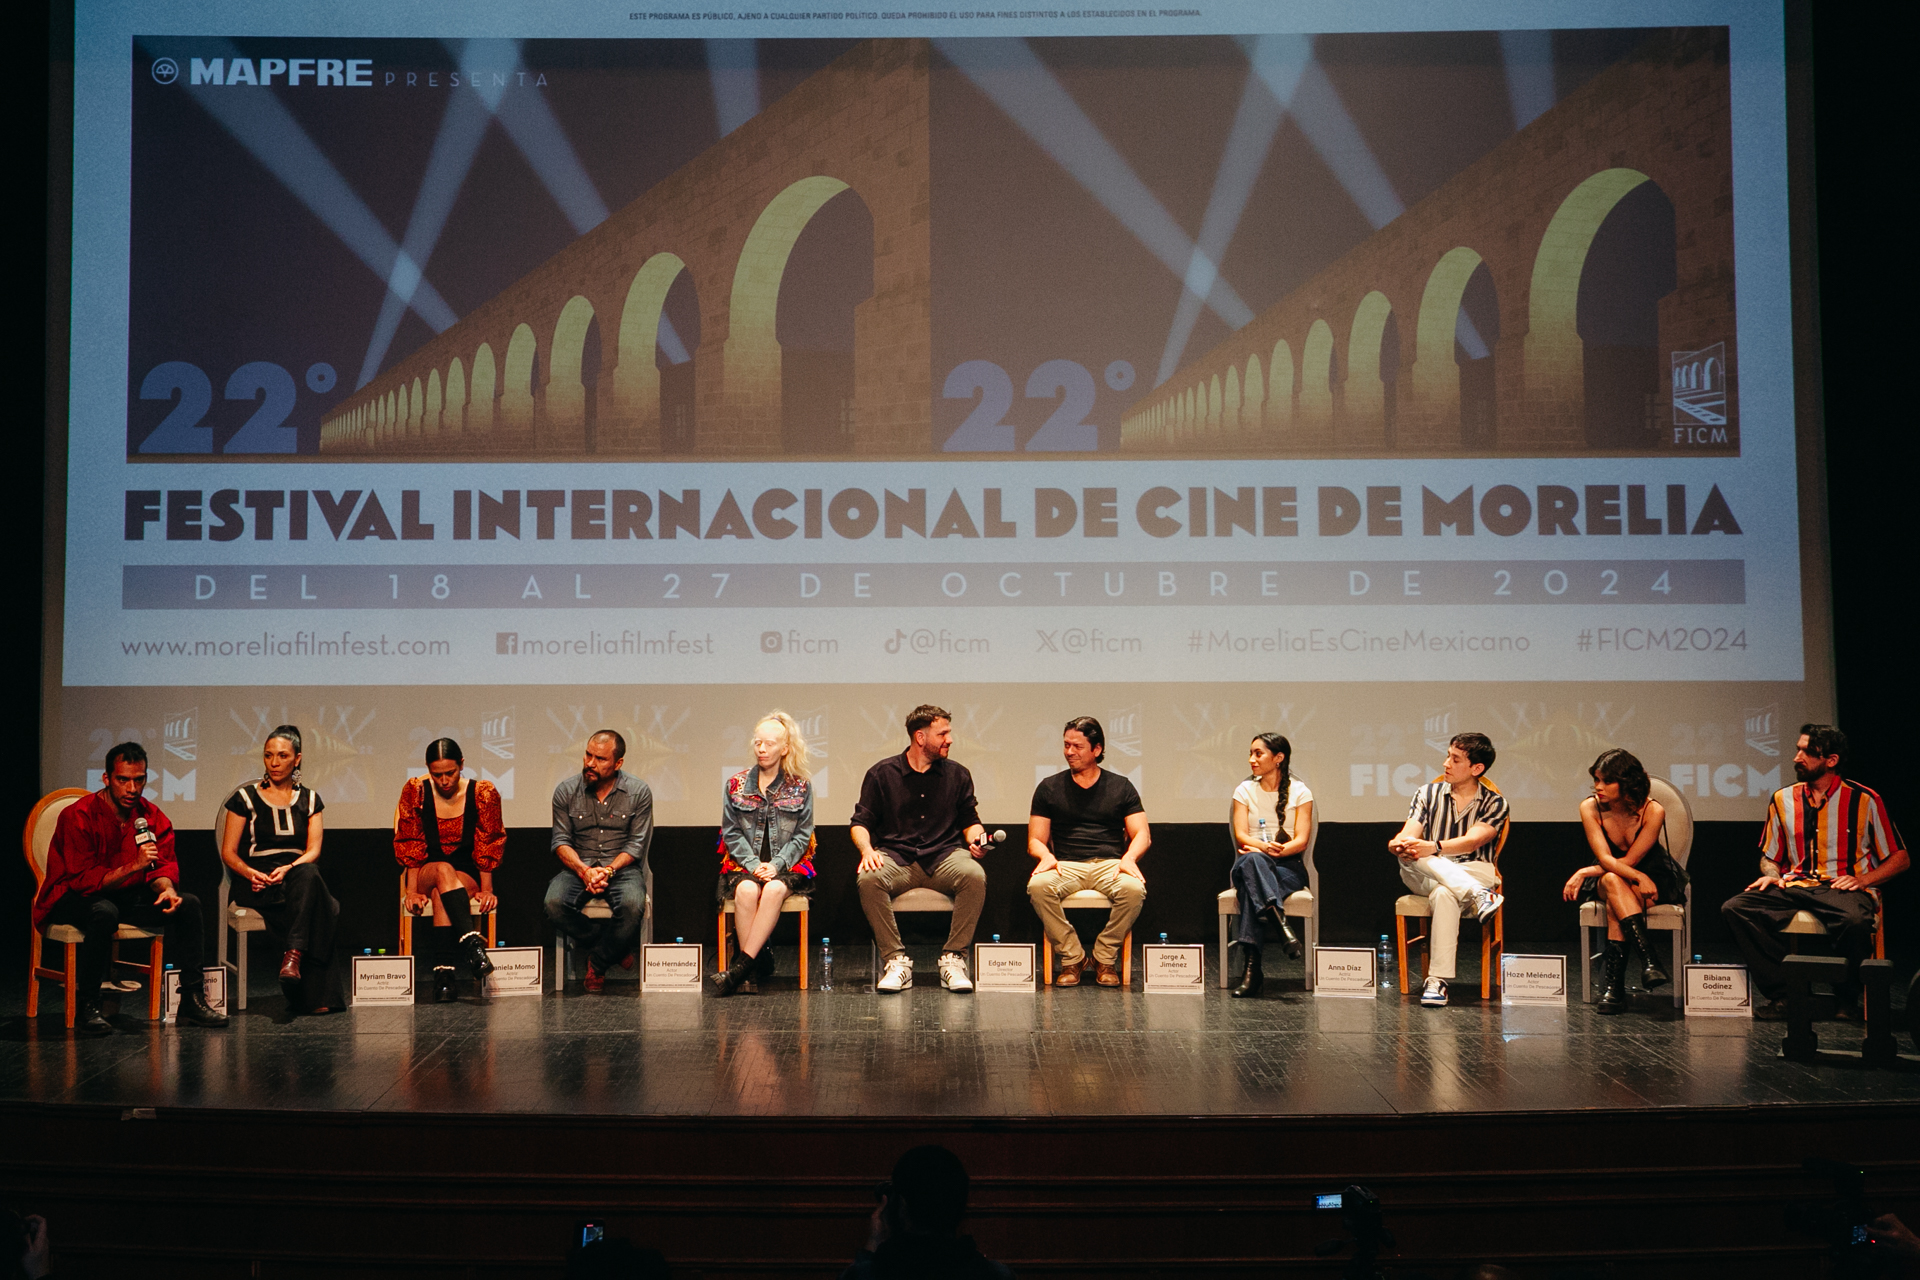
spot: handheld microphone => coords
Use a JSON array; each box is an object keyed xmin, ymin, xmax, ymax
[
  {"xmin": 988, "ymin": 829, "xmax": 1007, "ymax": 844},
  {"xmin": 132, "ymin": 817, "xmax": 157, "ymax": 848}
]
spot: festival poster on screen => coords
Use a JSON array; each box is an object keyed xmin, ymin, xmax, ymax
[{"xmin": 58, "ymin": 2, "xmax": 1817, "ymax": 827}]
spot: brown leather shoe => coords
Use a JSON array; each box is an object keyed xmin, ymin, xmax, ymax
[
  {"xmin": 278, "ymin": 950, "xmax": 303, "ymax": 980},
  {"xmin": 1095, "ymin": 960, "xmax": 1122, "ymax": 987},
  {"xmin": 1055, "ymin": 958, "xmax": 1083, "ymax": 987}
]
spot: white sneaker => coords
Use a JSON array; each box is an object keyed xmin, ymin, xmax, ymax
[
  {"xmin": 938, "ymin": 952, "xmax": 974, "ymax": 993},
  {"xmin": 1473, "ymin": 889, "xmax": 1505, "ymax": 923},
  {"xmin": 876, "ymin": 954, "xmax": 913, "ymax": 993},
  {"xmin": 1421, "ymin": 976, "xmax": 1449, "ymax": 1007}
]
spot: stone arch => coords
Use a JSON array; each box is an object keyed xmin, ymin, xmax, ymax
[
  {"xmin": 1207, "ymin": 374, "xmax": 1222, "ymax": 436},
  {"xmin": 1243, "ymin": 355, "xmax": 1265, "ymax": 437},
  {"xmin": 1523, "ymin": 167, "xmax": 1652, "ymax": 432},
  {"xmin": 426, "ymin": 369, "xmax": 443, "ymax": 433},
  {"xmin": 445, "ymin": 357, "xmax": 466, "ymax": 434},
  {"xmin": 501, "ymin": 323, "xmax": 537, "ymax": 432},
  {"xmin": 1268, "ymin": 339, "xmax": 1294, "ymax": 432},
  {"xmin": 780, "ymin": 187, "xmax": 874, "ymax": 452},
  {"xmin": 1224, "ymin": 365, "xmax": 1241, "ymax": 440},
  {"xmin": 1411, "ymin": 247, "xmax": 1484, "ymax": 435},
  {"xmin": 410, "ymin": 377, "xmax": 425, "ymax": 436},
  {"xmin": 546, "ymin": 295, "xmax": 597, "ymax": 445},
  {"xmin": 469, "ymin": 343, "xmax": 497, "ymax": 434},
  {"xmin": 1299, "ymin": 322, "xmax": 1334, "ymax": 432},
  {"xmin": 1346, "ymin": 291, "xmax": 1394, "ymax": 445},
  {"xmin": 612, "ymin": 252, "xmax": 689, "ymax": 453},
  {"xmin": 723, "ymin": 175, "xmax": 853, "ymax": 449}
]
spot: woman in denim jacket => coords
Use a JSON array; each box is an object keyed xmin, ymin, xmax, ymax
[{"xmin": 709, "ymin": 710, "xmax": 817, "ymax": 995}]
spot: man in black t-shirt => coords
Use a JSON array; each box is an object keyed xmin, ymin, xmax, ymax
[
  {"xmin": 1027, "ymin": 716, "xmax": 1150, "ymax": 987},
  {"xmin": 852, "ymin": 705, "xmax": 991, "ymax": 993}
]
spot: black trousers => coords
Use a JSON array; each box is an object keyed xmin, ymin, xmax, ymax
[
  {"xmin": 1719, "ymin": 883, "xmax": 1878, "ymax": 1000},
  {"xmin": 45, "ymin": 886, "xmax": 206, "ymax": 997},
  {"xmin": 231, "ymin": 862, "xmax": 348, "ymax": 1011}
]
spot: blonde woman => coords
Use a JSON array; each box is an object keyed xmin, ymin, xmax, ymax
[{"xmin": 709, "ymin": 711, "xmax": 817, "ymax": 996}]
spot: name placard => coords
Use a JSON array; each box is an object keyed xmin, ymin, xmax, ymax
[
  {"xmin": 1142, "ymin": 944, "xmax": 1205, "ymax": 993},
  {"xmin": 1314, "ymin": 947, "xmax": 1378, "ymax": 999},
  {"xmin": 1500, "ymin": 953, "xmax": 1567, "ymax": 1006},
  {"xmin": 162, "ymin": 966, "xmax": 227, "ymax": 1022},
  {"xmin": 1684, "ymin": 963, "xmax": 1752, "ymax": 1018},
  {"xmin": 641, "ymin": 943, "xmax": 704, "ymax": 993},
  {"xmin": 352, "ymin": 954, "xmax": 415, "ymax": 1005},
  {"xmin": 972, "ymin": 942, "xmax": 1037, "ymax": 990},
  {"xmin": 484, "ymin": 947, "xmax": 543, "ymax": 998}
]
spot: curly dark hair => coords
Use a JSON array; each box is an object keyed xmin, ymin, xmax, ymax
[{"xmin": 1589, "ymin": 747, "xmax": 1651, "ymax": 808}]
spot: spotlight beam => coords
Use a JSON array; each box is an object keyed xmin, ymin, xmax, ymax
[
  {"xmin": 1499, "ymin": 31, "xmax": 1557, "ymax": 131},
  {"xmin": 165, "ymin": 38, "xmax": 457, "ymax": 335},
  {"xmin": 355, "ymin": 88, "xmax": 494, "ymax": 388},
  {"xmin": 452, "ymin": 40, "xmax": 610, "ymax": 236},
  {"xmin": 1154, "ymin": 34, "xmax": 1307, "ymax": 385},
  {"xmin": 935, "ymin": 36, "xmax": 1254, "ymax": 330},
  {"xmin": 707, "ymin": 39, "xmax": 761, "ymax": 137}
]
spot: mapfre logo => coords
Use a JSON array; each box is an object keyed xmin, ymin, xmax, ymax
[{"xmin": 175, "ymin": 56, "xmax": 374, "ymax": 88}]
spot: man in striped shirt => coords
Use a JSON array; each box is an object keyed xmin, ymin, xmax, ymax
[
  {"xmin": 1389, "ymin": 732, "xmax": 1510, "ymax": 1007},
  {"xmin": 1721, "ymin": 725, "xmax": 1907, "ymax": 1017}
]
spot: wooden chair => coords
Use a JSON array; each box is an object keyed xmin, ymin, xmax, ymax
[
  {"xmin": 397, "ymin": 870, "xmax": 498, "ymax": 956},
  {"xmin": 211, "ymin": 793, "xmax": 268, "ymax": 1011},
  {"xmin": 1217, "ymin": 778, "xmax": 1321, "ymax": 989},
  {"xmin": 1783, "ymin": 895, "xmax": 1887, "ymax": 959},
  {"xmin": 24, "ymin": 788, "xmax": 166, "ymax": 1026},
  {"xmin": 552, "ymin": 866, "xmax": 655, "ymax": 992},
  {"xmin": 1579, "ymin": 776, "xmax": 1693, "ymax": 1007},
  {"xmin": 859, "ymin": 886, "xmax": 951, "ymax": 987},
  {"xmin": 1395, "ymin": 777, "xmax": 1510, "ymax": 999},
  {"xmin": 1041, "ymin": 891, "xmax": 1134, "ymax": 987},
  {"xmin": 716, "ymin": 832, "xmax": 816, "ymax": 989}
]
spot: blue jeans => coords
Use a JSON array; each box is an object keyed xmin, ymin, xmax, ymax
[
  {"xmin": 544, "ymin": 864, "xmax": 646, "ymax": 969},
  {"xmin": 1231, "ymin": 852, "xmax": 1307, "ymax": 946}
]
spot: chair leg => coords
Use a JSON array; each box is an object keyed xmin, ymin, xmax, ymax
[
  {"xmin": 64, "ymin": 942, "xmax": 78, "ymax": 1029},
  {"xmin": 1042, "ymin": 935, "xmax": 1053, "ymax": 986},
  {"xmin": 1218, "ymin": 913, "xmax": 1231, "ymax": 990},
  {"xmin": 1122, "ymin": 933, "xmax": 1132, "ymax": 989},
  {"xmin": 1580, "ymin": 922, "xmax": 1594, "ymax": 1003},
  {"xmin": 27, "ymin": 931, "xmax": 41, "ymax": 1019},
  {"xmin": 1395, "ymin": 916, "xmax": 1410, "ymax": 994},
  {"xmin": 146, "ymin": 937, "xmax": 165, "ymax": 1021},
  {"xmin": 1672, "ymin": 927, "xmax": 1685, "ymax": 1007},
  {"xmin": 717, "ymin": 914, "xmax": 729, "ymax": 970},
  {"xmin": 487, "ymin": 912, "xmax": 496, "ymax": 947},
  {"xmin": 798, "ymin": 902, "xmax": 809, "ymax": 991},
  {"xmin": 235, "ymin": 928, "xmax": 249, "ymax": 1011},
  {"xmin": 1304, "ymin": 914, "xmax": 1317, "ymax": 991}
]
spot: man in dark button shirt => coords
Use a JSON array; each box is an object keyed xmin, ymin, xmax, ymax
[
  {"xmin": 1028, "ymin": 716, "xmax": 1149, "ymax": 987},
  {"xmin": 545, "ymin": 730, "xmax": 653, "ymax": 993},
  {"xmin": 852, "ymin": 705, "xmax": 990, "ymax": 993}
]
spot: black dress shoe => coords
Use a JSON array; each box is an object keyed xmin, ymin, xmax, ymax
[
  {"xmin": 432, "ymin": 967, "xmax": 458, "ymax": 1003},
  {"xmin": 76, "ymin": 1002, "xmax": 113, "ymax": 1036},
  {"xmin": 460, "ymin": 932, "xmax": 495, "ymax": 978},
  {"xmin": 176, "ymin": 990, "xmax": 230, "ymax": 1028}
]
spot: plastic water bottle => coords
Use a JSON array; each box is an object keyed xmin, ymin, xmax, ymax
[
  {"xmin": 1693, "ymin": 954, "xmax": 1703, "ymax": 964},
  {"xmin": 1159, "ymin": 932, "xmax": 1169, "ymax": 946},
  {"xmin": 377, "ymin": 948, "xmax": 387, "ymax": 956},
  {"xmin": 1257, "ymin": 817, "xmax": 1268, "ymax": 846},
  {"xmin": 1377, "ymin": 935, "xmax": 1395, "ymax": 989},
  {"xmin": 362, "ymin": 948, "xmax": 371, "ymax": 956},
  {"xmin": 819, "ymin": 938, "xmax": 833, "ymax": 991},
  {"xmin": 992, "ymin": 934, "xmax": 1001, "ymax": 943},
  {"xmin": 675, "ymin": 937, "xmax": 684, "ymax": 944}
]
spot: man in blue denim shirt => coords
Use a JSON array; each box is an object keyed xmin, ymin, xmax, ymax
[{"xmin": 545, "ymin": 730, "xmax": 652, "ymax": 992}]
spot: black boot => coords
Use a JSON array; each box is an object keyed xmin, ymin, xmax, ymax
[
  {"xmin": 177, "ymin": 988, "xmax": 230, "ymax": 1028},
  {"xmin": 459, "ymin": 932, "xmax": 495, "ymax": 979},
  {"xmin": 1621, "ymin": 913, "xmax": 1669, "ymax": 989},
  {"xmin": 1231, "ymin": 944, "xmax": 1265, "ymax": 998},
  {"xmin": 1596, "ymin": 940, "xmax": 1628, "ymax": 1014},
  {"xmin": 708, "ymin": 948, "xmax": 757, "ymax": 997},
  {"xmin": 76, "ymin": 1001, "xmax": 113, "ymax": 1036},
  {"xmin": 755, "ymin": 947, "xmax": 777, "ymax": 981},
  {"xmin": 1267, "ymin": 905, "xmax": 1303, "ymax": 960},
  {"xmin": 432, "ymin": 965, "xmax": 458, "ymax": 1003}
]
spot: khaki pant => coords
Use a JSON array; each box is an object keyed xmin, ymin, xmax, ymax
[
  {"xmin": 857, "ymin": 850, "xmax": 987, "ymax": 961},
  {"xmin": 1398, "ymin": 857, "xmax": 1499, "ymax": 980},
  {"xmin": 1026, "ymin": 859, "xmax": 1146, "ymax": 966}
]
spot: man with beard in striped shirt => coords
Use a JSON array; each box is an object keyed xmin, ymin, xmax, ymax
[
  {"xmin": 1721, "ymin": 725, "xmax": 1907, "ymax": 1020},
  {"xmin": 1389, "ymin": 732, "xmax": 1510, "ymax": 1007}
]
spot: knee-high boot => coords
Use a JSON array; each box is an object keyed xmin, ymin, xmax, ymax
[
  {"xmin": 1620, "ymin": 913, "xmax": 1668, "ymax": 989},
  {"xmin": 1231, "ymin": 943, "xmax": 1264, "ymax": 998},
  {"xmin": 1266, "ymin": 904, "xmax": 1303, "ymax": 960},
  {"xmin": 1596, "ymin": 939, "xmax": 1628, "ymax": 1014},
  {"xmin": 441, "ymin": 888, "xmax": 493, "ymax": 978},
  {"xmin": 429, "ymin": 925, "xmax": 459, "ymax": 1002}
]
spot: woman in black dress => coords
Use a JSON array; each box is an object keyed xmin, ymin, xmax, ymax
[
  {"xmin": 217, "ymin": 725, "xmax": 347, "ymax": 1013},
  {"xmin": 1562, "ymin": 748, "xmax": 1688, "ymax": 1014}
]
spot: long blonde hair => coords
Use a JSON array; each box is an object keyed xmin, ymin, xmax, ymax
[{"xmin": 754, "ymin": 710, "xmax": 812, "ymax": 783}]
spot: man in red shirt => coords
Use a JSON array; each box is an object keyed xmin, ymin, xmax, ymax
[{"xmin": 34, "ymin": 742, "xmax": 227, "ymax": 1035}]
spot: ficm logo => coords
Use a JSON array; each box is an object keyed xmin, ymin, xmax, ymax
[
  {"xmin": 151, "ymin": 57, "xmax": 179, "ymax": 84},
  {"xmin": 760, "ymin": 631, "xmax": 783, "ymax": 653}
]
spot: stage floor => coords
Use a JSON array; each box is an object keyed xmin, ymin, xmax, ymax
[{"xmin": 4, "ymin": 949, "xmax": 1915, "ymax": 1119}]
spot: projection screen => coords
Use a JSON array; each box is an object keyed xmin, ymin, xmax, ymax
[{"xmin": 50, "ymin": 0, "xmax": 1826, "ymax": 827}]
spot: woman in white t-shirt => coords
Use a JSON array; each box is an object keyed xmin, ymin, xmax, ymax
[{"xmin": 1228, "ymin": 732, "xmax": 1314, "ymax": 998}]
